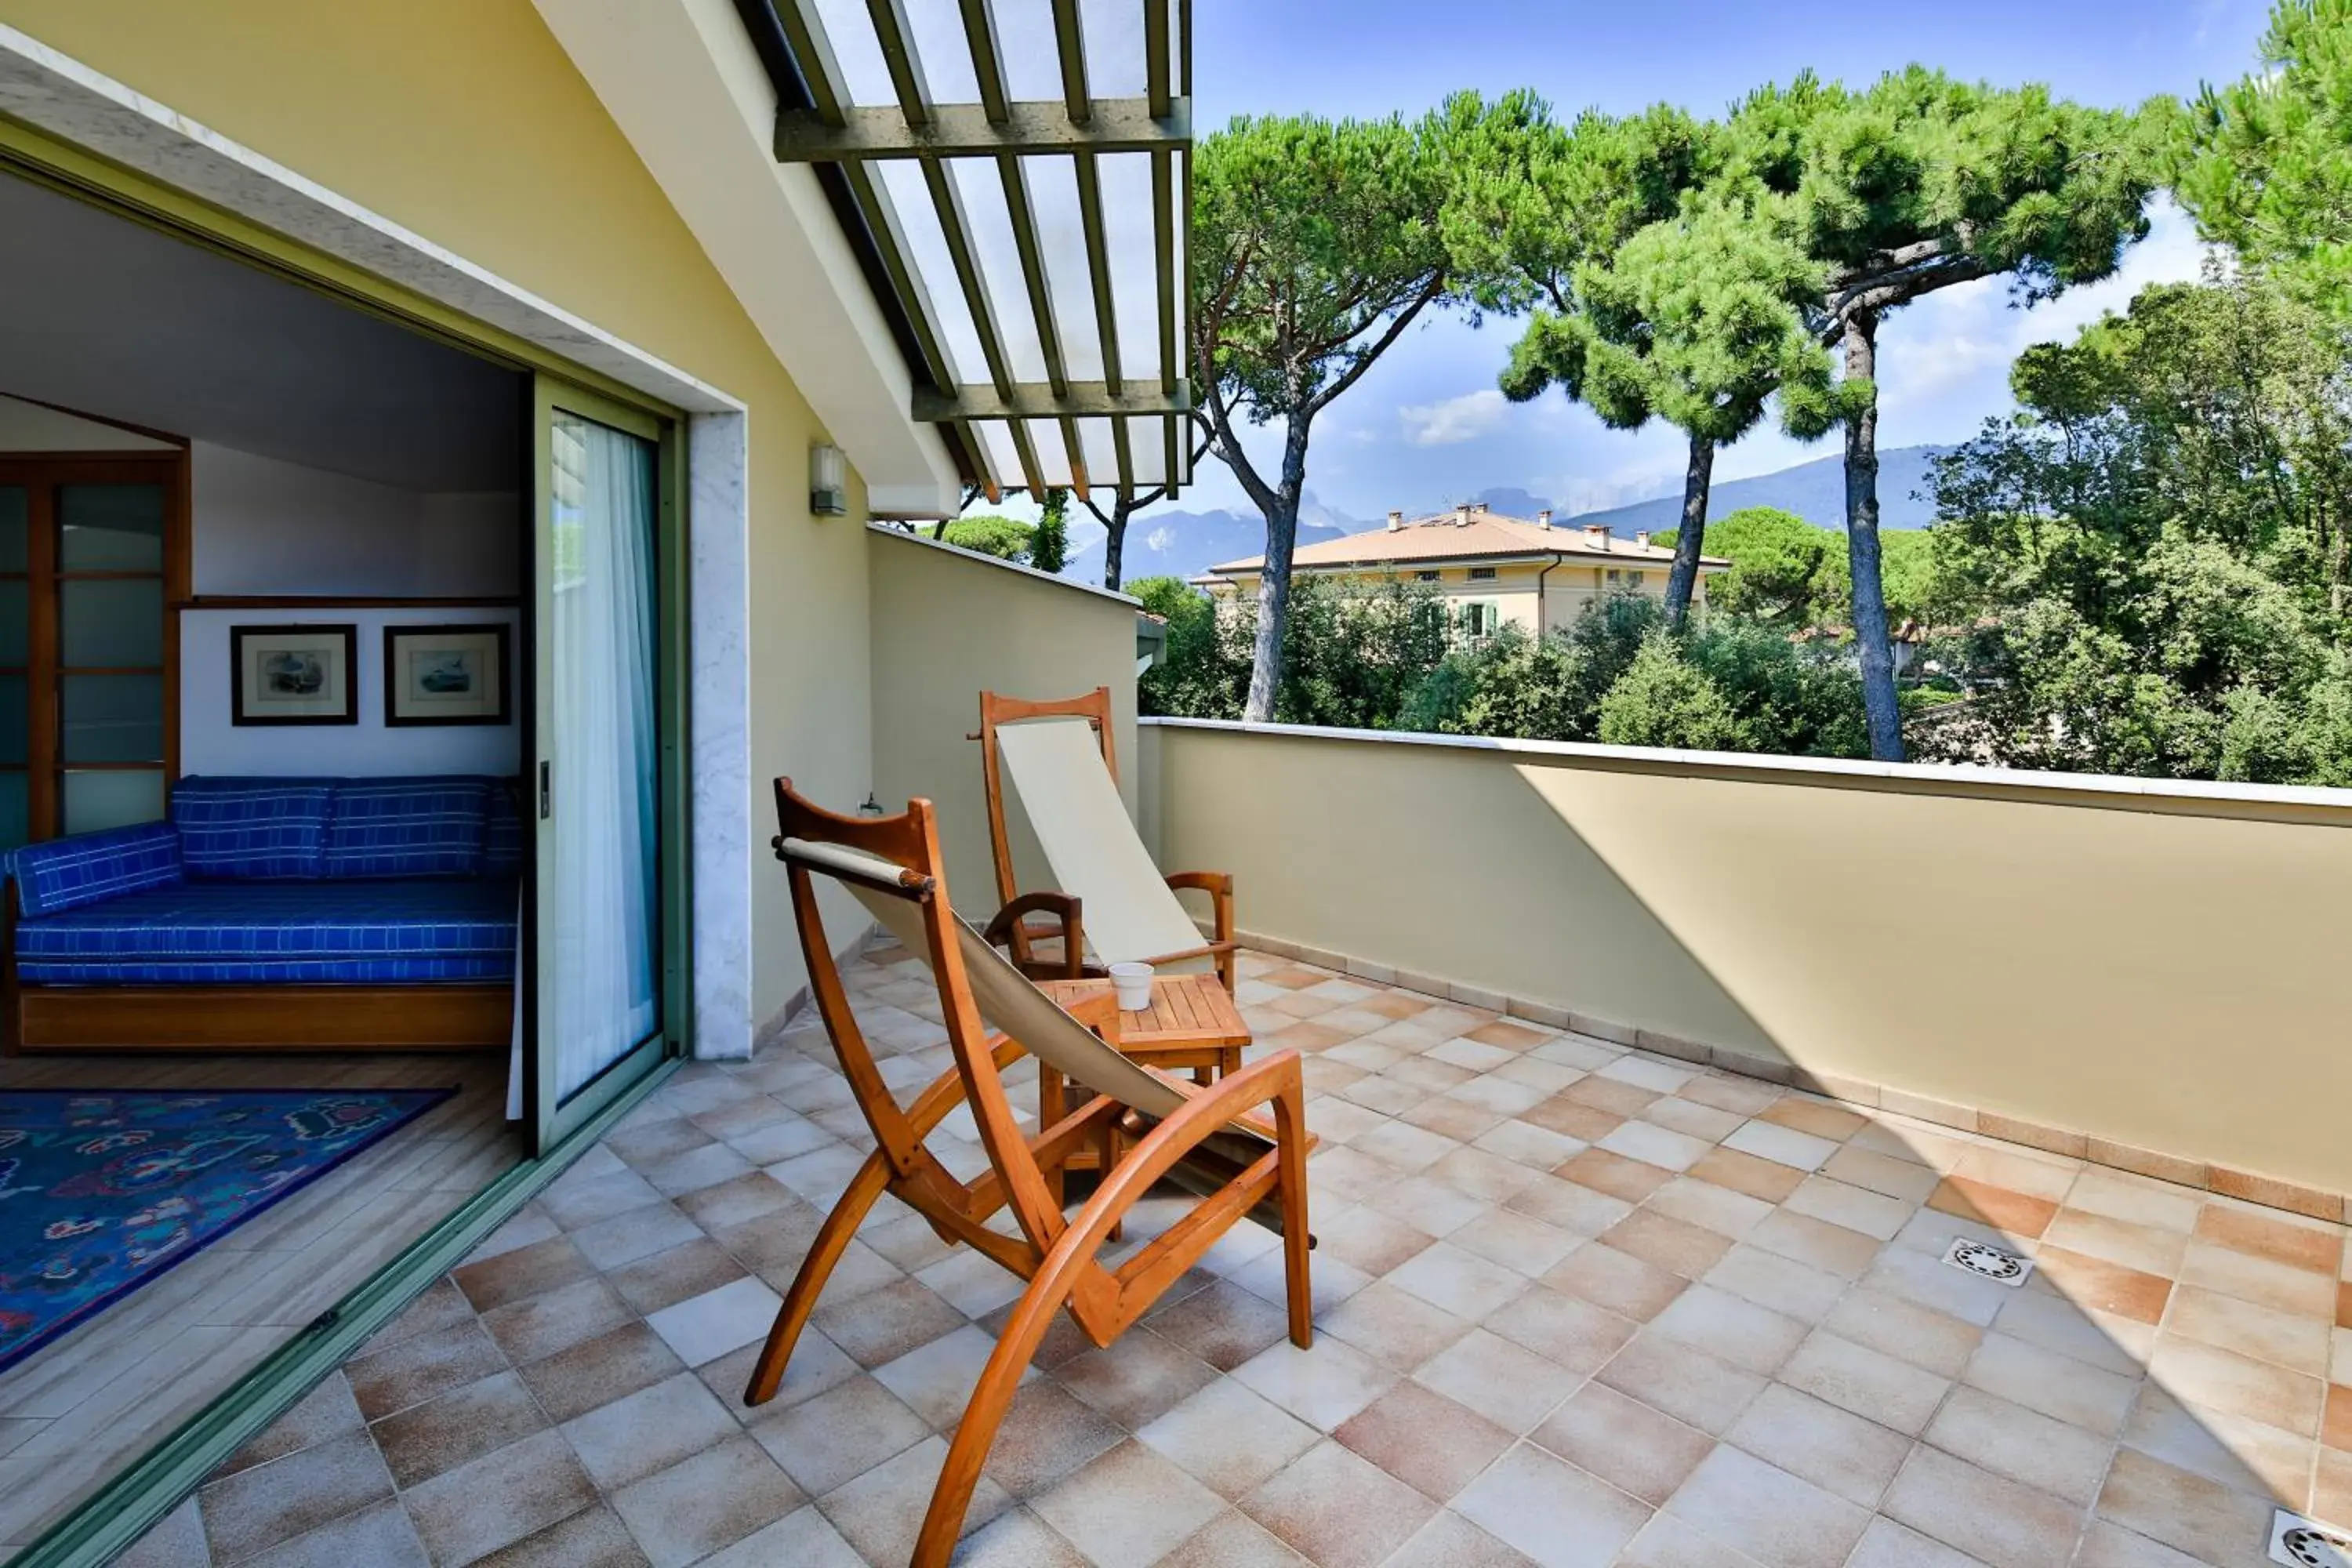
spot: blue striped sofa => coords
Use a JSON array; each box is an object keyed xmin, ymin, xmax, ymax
[{"xmin": 2, "ymin": 775, "xmax": 523, "ymax": 1052}]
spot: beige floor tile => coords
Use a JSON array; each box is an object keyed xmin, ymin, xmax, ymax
[
  {"xmin": 1533, "ymin": 1381, "xmax": 1715, "ymax": 1506},
  {"xmin": 2193, "ymin": 1202, "xmax": 2343, "ymax": 1276},
  {"xmin": 1924, "ymin": 1385, "xmax": 2117, "ymax": 1505},
  {"xmin": 1882, "ymin": 1444, "xmax": 2085, "ymax": 1568},
  {"xmin": 2042, "ymin": 1209, "xmax": 2189, "ymax": 1279},
  {"xmin": 1747, "ymin": 1209, "xmax": 1884, "ymax": 1279},
  {"xmin": 198, "ymin": 1430, "xmax": 395, "ymax": 1565},
  {"xmin": 1595, "ymin": 1330, "xmax": 1767, "ymax": 1436},
  {"xmin": 641, "ymin": 1276, "xmax": 782, "ymax": 1369},
  {"xmin": 1782, "ymin": 1175, "xmax": 1915, "ymax": 1242},
  {"xmin": 1144, "ymin": 1278, "xmax": 1296, "ymax": 1372},
  {"xmin": 1450, "ymin": 1208, "xmax": 1584, "ymax": 1278},
  {"xmin": 1054, "ymin": 1327, "xmax": 1220, "ymax": 1430},
  {"xmin": 1414, "ymin": 1327, "xmax": 1584, "ymax": 1434},
  {"xmin": 1823, "ymin": 1285, "xmax": 1984, "ymax": 1378},
  {"xmin": 1646, "ymin": 1176, "xmax": 1775, "ymax": 1241},
  {"xmin": 1542, "ymin": 1243, "xmax": 1689, "ymax": 1323},
  {"xmin": 1335, "ymin": 1379, "xmax": 1515, "ymax": 1501},
  {"xmin": 1156, "ymin": 1508, "xmax": 1312, "ymax": 1568},
  {"xmin": 2180, "ymin": 1242, "xmax": 2339, "ymax": 1319},
  {"xmin": 1484, "ymin": 1283, "xmax": 1639, "ymax": 1374},
  {"xmin": 1387, "ymin": 1240, "xmax": 1532, "ymax": 1320},
  {"xmin": 1641, "ymin": 1095, "xmax": 1746, "ymax": 1145},
  {"xmin": 1822, "ymin": 1146, "xmax": 1942, "ymax": 1204},
  {"xmin": 1596, "ymin": 1120, "xmax": 1712, "ymax": 1174},
  {"xmin": 2147, "ymin": 1331, "xmax": 2326, "ymax": 1437},
  {"xmin": 1317, "ymin": 1279, "xmax": 1477, "ymax": 1373},
  {"xmin": 1229, "ymin": 1336, "xmax": 1398, "ymax": 1432},
  {"xmin": 1451, "ymin": 1440, "xmax": 1653, "ymax": 1568},
  {"xmin": 1648, "ymin": 1283, "xmax": 1809, "ymax": 1378},
  {"xmin": 1505, "ymin": 1173, "xmax": 1637, "ymax": 1236},
  {"xmin": 1780, "ymin": 1328, "xmax": 1952, "ymax": 1436},
  {"xmin": 750, "ymin": 1374, "xmax": 929, "ymax": 1497},
  {"xmin": 1242, "ymin": 1438, "xmax": 1439, "ymax": 1568},
  {"xmin": 1721, "ymin": 1120, "xmax": 1838, "ymax": 1173},
  {"xmin": 402, "ymin": 1430, "xmax": 600, "ymax": 1568},
  {"xmin": 873, "ymin": 1324, "xmax": 1033, "ymax": 1429},
  {"xmin": 976, "ymin": 1381, "xmax": 1127, "ymax": 1498},
  {"xmin": 2167, "ymin": 1283, "xmax": 2335, "ymax": 1379},
  {"xmin": 1032, "ymin": 1439, "xmax": 1226, "ymax": 1567},
  {"xmin": 2094, "ymin": 1446, "xmax": 2281, "ymax": 1566},
  {"xmin": 1663, "ymin": 1444, "xmax": 1871, "ymax": 1568},
  {"xmin": 1385, "ymin": 1510, "xmax": 1544, "ymax": 1568},
  {"xmin": 1701, "ymin": 1245, "xmax": 1849, "ymax": 1324},
  {"xmin": 1962, "ymin": 1330, "xmax": 2141, "ymax": 1436},
  {"xmin": 1724, "ymin": 1381, "xmax": 1911, "ymax": 1508},
  {"xmin": 1137, "ymin": 1377, "xmax": 1319, "ymax": 1501},
  {"xmin": 1845, "ymin": 1515, "xmax": 1987, "ymax": 1568},
  {"xmin": 818, "ymin": 1436, "xmax": 1014, "ymax": 1568},
  {"xmin": 609, "ymin": 1434, "xmax": 803, "ymax": 1568}
]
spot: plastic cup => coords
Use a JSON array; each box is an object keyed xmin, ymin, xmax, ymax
[{"xmin": 1109, "ymin": 962, "xmax": 1153, "ymax": 1011}]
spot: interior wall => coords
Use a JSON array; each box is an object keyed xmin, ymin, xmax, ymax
[
  {"xmin": 191, "ymin": 442, "xmax": 518, "ymax": 597},
  {"xmin": 1150, "ymin": 720, "xmax": 2352, "ymax": 1199},
  {"xmin": 0, "ymin": 393, "xmax": 175, "ymax": 451},
  {"xmin": 179, "ymin": 607, "xmax": 519, "ymax": 777}
]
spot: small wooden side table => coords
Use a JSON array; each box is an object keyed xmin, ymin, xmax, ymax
[{"xmin": 1034, "ymin": 971, "xmax": 1252, "ymax": 1199}]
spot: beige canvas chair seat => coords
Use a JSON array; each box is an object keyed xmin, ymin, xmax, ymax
[
  {"xmin": 976, "ymin": 688, "xmax": 1238, "ymax": 989},
  {"xmin": 743, "ymin": 781, "xmax": 1312, "ymax": 1568}
]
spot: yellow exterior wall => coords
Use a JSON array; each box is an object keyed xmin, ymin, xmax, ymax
[
  {"xmin": 868, "ymin": 531, "xmax": 1141, "ymax": 919},
  {"xmin": 0, "ymin": 0, "xmax": 874, "ymax": 1022},
  {"xmin": 1150, "ymin": 722, "xmax": 2352, "ymax": 1197}
]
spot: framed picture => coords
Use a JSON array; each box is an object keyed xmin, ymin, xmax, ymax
[
  {"xmin": 383, "ymin": 622, "xmax": 511, "ymax": 727},
  {"xmin": 230, "ymin": 624, "xmax": 357, "ymax": 726}
]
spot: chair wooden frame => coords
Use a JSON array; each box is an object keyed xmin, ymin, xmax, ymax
[
  {"xmin": 746, "ymin": 780, "xmax": 1312, "ymax": 1568},
  {"xmin": 972, "ymin": 688, "xmax": 1239, "ymax": 990}
]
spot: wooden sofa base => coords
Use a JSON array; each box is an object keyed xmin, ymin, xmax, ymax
[{"xmin": 9, "ymin": 984, "xmax": 514, "ymax": 1053}]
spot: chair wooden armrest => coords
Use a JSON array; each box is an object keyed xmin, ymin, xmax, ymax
[
  {"xmin": 981, "ymin": 891, "xmax": 1087, "ymax": 980},
  {"xmin": 1155, "ymin": 869, "xmax": 1239, "ymax": 992}
]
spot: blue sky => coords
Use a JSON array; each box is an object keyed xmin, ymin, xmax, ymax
[{"xmin": 1031, "ymin": 0, "xmax": 2262, "ymax": 530}]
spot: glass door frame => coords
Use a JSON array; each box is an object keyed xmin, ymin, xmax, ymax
[
  {"xmin": 524, "ymin": 375, "xmax": 691, "ymax": 1155},
  {"xmin": 0, "ymin": 449, "xmax": 190, "ymax": 847}
]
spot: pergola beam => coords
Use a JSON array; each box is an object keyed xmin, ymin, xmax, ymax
[
  {"xmin": 775, "ymin": 98, "xmax": 1188, "ymax": 162},
  {"xmin": 913, "ymin": 382, "xmax": 1192, "ymax": 422}
]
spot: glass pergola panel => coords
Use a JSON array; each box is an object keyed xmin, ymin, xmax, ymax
[{"xmin": 753, "ymin": 0, "xmax": 1191, "ymax": 502}]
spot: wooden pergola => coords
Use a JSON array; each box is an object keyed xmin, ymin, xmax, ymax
[{"xmin": 731, "ymin": 0, "xmax": 1194, "ymax": 504}]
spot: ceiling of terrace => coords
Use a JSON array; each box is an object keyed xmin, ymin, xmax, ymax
[{"xmin": 734, "ymin": 0, "xmax": 1194, "ymax": 501}]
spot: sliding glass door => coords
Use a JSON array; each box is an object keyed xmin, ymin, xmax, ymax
[{"xmin": 528, "ymin": 378, "xmax": 684, "ymax": 1152}]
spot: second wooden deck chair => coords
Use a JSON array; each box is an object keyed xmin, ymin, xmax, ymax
[
  {"xmin": 746, "ymin": 780, "xmax": 1313, "ymax": 1568},
  {"xmin": 975, "ymin": 688, "xmax": 1239, "ymax": 990}
]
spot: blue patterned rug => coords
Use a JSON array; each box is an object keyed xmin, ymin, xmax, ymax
[{"xmin": 0, "ymin": 1087, "xmax": 455, "ymax": 1373}]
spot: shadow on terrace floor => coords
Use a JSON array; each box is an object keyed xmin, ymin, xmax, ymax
[{"xmin": 117, "ymin": 944, "xmax": 2351, "ymax": 1567}]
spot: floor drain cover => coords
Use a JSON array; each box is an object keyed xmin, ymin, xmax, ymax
[
  {"xmin": 1941, "ymin": 1236, "xmax": 2034, "ymax": 1286},
  {"xmin": 2273, "ymin": 1510, "xmax": 2352, "ymax": 1567}
]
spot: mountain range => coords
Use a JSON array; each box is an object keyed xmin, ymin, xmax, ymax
[{"xmin": 1061, "ymin": 445, "xmax": 1951, "ymax": 587}]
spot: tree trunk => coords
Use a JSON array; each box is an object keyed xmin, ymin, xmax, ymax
[
  {"xmin": 1842, "ymin": 310, "xmax": 1905, "ymax": 762},
  {"xmin": 1243, "ymin": 418, "xmax": 1312, "ymax": 724},
  {"xmin": 1104, "ymin": 495, "xmax": 1131, "ymax": 592},
  {"xmin": 1664, "ymin": 431, "xmax": 1714, "ymax": 631}
]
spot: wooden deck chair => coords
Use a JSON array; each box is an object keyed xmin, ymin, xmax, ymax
[
  {"xmin": 746, "ymin": 780, "xmax": 1313, "ymax": 1568},
  {"xmin": 974, "ymin": 688, "xmax": 1239, "ymax": 991}
]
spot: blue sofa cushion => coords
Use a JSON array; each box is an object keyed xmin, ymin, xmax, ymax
[
  {"xmin": 484, "ymin": 782, "xmax": 524, "ymax": 877},
  {"xmin": 9, "ymin": 823, "xmax": 183, "ymax": 918},
  {"xmin": 325, "ymin": 777, "xmax": 490, "ymax": 880},
  {"xmin": 172, "ymin": 777, "xmax": 336, "ymax": 880},
  {"xmin": 14, "ymin": 879, "xmax": 518, "ymax": 985}
]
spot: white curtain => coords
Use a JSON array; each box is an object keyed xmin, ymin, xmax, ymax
[{"xmin": 547, "ymin": 415, "xmax": 660, "ymax": 1102}]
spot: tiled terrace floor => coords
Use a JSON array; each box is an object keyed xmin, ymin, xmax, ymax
[{"xmin": 122, "ymin": 946, "xmax": 2351, "ymax": 1567}]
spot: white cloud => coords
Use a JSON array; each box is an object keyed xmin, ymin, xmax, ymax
[
  {"xmin": 1877, "ymin": 198, "xmax": 2216, "ymax": 426},
  {"xmin": 1398, "ymin": 388, "xmax": 1511, "ymax": 446}
]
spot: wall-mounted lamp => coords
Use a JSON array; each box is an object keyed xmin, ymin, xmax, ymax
[{"xmin": 810, "ymin": 443, "xmax": 848, "ymax": 516}]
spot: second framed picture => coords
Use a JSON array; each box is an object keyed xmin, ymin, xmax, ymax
[{"xmin": 383, "ymin": 623, "xmax": 512, "ymax": 727}]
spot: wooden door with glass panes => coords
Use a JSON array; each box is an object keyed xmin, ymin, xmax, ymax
[{"xmin": 0, "ymin": 455, "xmax": 186, "ymax": 854}]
